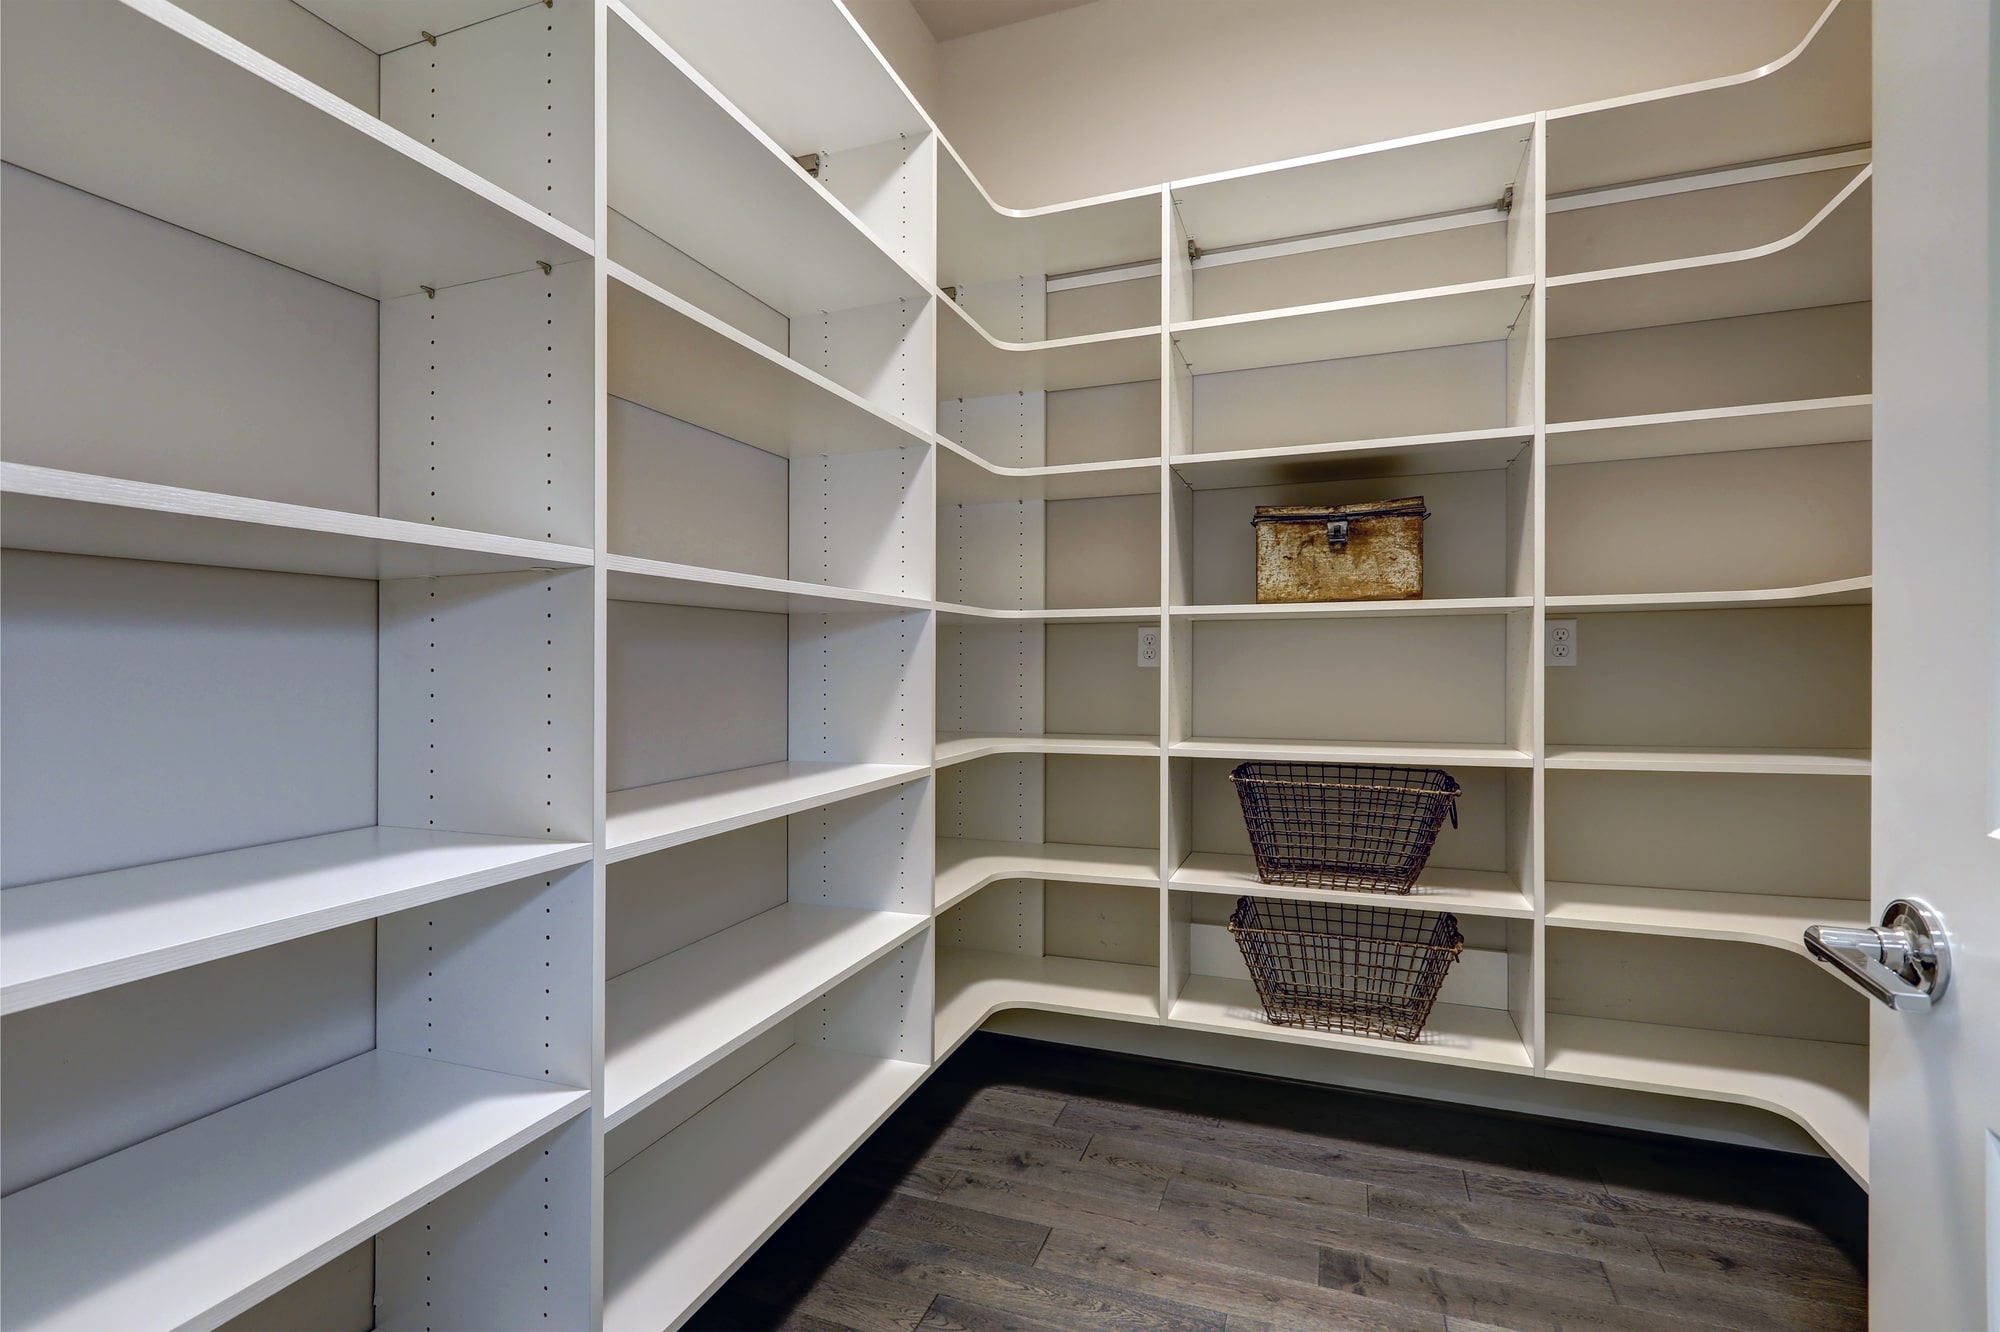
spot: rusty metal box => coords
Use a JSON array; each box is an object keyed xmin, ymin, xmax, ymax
[{"xmin": 1252, "ymin": 497, "xmax": 1428, "ymax": 602}]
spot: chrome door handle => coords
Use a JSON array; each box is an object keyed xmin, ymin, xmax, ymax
[{"xmin": 1804, "ymin": 898, "xmax": 1951, "ymax": 1011}]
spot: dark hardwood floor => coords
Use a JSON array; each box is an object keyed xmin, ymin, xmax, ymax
[{"xmin": 689, "ymin": 1034, "xmax": 1867, "ymax": 1332}]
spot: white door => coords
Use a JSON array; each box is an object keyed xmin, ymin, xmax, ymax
[{"xmin": 1871, "ymin": 2, "xmax": 2000, "ymax": 1325}]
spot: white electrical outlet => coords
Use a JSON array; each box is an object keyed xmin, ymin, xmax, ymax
[
  {"xmin": 1546, "ymin": 619, "xmax": 1578, "ymax": 666},
  {"xmin": 1137, "ymin": 627, "xmax": 1162, "ymax": 668}
]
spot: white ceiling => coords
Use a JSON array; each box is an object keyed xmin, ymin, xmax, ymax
[{"xmin": 912, "ymin": 0, "xmax": 1099, "ymax": 43}]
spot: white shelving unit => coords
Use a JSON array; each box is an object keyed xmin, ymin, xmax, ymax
[{"xmin": 0, "ymin": 0, "xmax": 1874, "ymax": 1325}]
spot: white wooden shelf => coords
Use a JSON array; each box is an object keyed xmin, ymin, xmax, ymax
[
  {"xmin": 1544, "ymin": 746, "xmax": 1870, "ymax": 775},
  {"xmin": 1174, "ymin": 738, "xmax": 1533, "ymax": 768},
  {"xmin": 1171, "ymin": 118, "xmax": 1533, "ymax": 252},
  {"xmin": 607, "ymin": 3, "xmax": 924, "ymax": 319},
  {"xmin": 605, "ymin": 554, "xmax": 928, "ymax": 616},
  {"xmin": 938, "ymin": 603, "xmax": 1162, "ymax": 625},
  {"xmin": 1548, "ymin": 578, "xmax": 1871, "ymax": 613},
  {"xmin": 1547, "ymin": 0, "xmax": 1869, "ymax": 195},
  {"xmin": 938, "ymin": 440, "xmax": 1162, "ymax": 503},
  {"xmin": 1173, "ymin": 597, "xmax": 1530, "ymax": 621},
  {"xmin": 1544, "ymin": 1014, "xmax": 1868, "ymax": 1183},
  {"xmin": 1546, "ymin": 882, "xmax": 1868, "ymax": 954},
  {"xmin": 1172, "ymin": 853, "xmax": 1532, "ymax": 919},
  {"xmin": 938, "ymin": 300, "xmax": 1161, "ymax": 397},
  {"xmin": 1170, "ymin": 975, "xmax": 1532, "ymax": 1072},
  {"xmin": 937, "ymin": 838, "xmax": 1161, "ymax": 912},
  {"xmin": 1171, "ymin": 277, "xmax": 1533, "ymax": 376},
  {"xmin": 1547, "ymin": 395, "xmax": 1873, "ymax": 464},
  {"xmin": 604, "ymin": 904, "xmax": 929, "ymax": 1129},
  {"xmin": 1, "ymin": 0, "xmax": 590, "ymax": 300},
  {"xmin": 607, "ymin": 265, "xmax": 930, "ymax": 459},
  {"xmin": 604, "ymin": 1045, "xmax": 927, "ymax": 1332},
  {"xmin": 0, "ymin": 464, "xmax": 593, "ymax": 582},
  {"xmin": 1, "ymin": 828, "xmax": 592, "ymax": 1016},
  {"xmin": 1172, "ymin": 428, "xmax": 1533, "ymax": 490},
  {"xmin": 935, "ymin": 949, "xmax": 1161, "ymax": 1056},
  {"xmin": 1547, "ymin": 168, "xmax": 1870, "ymax": 337},
  {"xmin": 605, "ymin": 762, "xmax": 929, "ymax": 863},
  {"xmin": 0, "ymin": 1051, "xmax": 589, "ymax": 1332},
  {"xmin": 939, "ymin": 149, "xmax": 1161, "ymax": 289},
  {"xmin": 936, "ymin": 732, "xmax": 1162, "ymax": 766}
]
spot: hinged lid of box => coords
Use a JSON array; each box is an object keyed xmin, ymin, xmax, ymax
[{"xmin": 1250, "ymin": 497, "xmax": 1429, "ymax": 526}]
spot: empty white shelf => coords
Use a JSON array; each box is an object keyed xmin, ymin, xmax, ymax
[
  {"xmin": 604, "ymin": 1045, "xmax": 927, "ymax": 1332},
  {"xmin": 0, "ymin": 464, "xmax": 593, "ymax": 582},
  {"xmin": 936, "ymin": 732, "xmax": 1162, "ymax": 766},
  {"xmin": 607, "ymin": 3, "xmax": 923, "ymax": 319},
  {"xmin": 1171, "ymin": 118, "xmax": 1533, "ymax": 253},
  {"xmin": 1546, "ymin": 395, "xmax": 1872, "ymax": 465},
  {"xmin": 935, "ymin": 949, "xmax": 1161, "ymax": 1056},
  {"xmin": 937, "ymin": 440, "xmax": 1162, "ymax": 503},
  {"xmin": 1, "ymin": 827, "xmax": 592, "ymax": 1015},
  {"xmin": 1548, "ymin": 578, "xmax": 1871, "ymax": 613},
  {"xmin": 1544, "ymin": 746, "xmax": 1870, "ymax": 776},
  {"xmin": 1171, "ymin": 277, "xmax": 1533, "ymax": 376},
  {"xmin": 1174, "ymin": 738, "xmax": 1533, "ymax": 768},
  {"xmin": 1172, "ymin": 428, "xmax": 1533, "ymax": 490},
  {"xmin": 938, "ymin": 604, "xmax": 1163, "ymax": 624},
  {"xmin": 608, "ymin": 266, "xmax": 930, "ymax": 459},
  {"xmin": 605, "ymin": 903, "xmax": 929, "ymax": 1129},
  {"xmin": 1547, "ymin": 169, "xmax": 1870, "ymax": 337},
  {"xmin": 605, "ymin": 762, "xmax": 929, "ymax": 862},
  {"xmin": 939, "ymin": 149, "xmax": 1161, "ymax": 289},
  {"xmin": 1172, "ymin": 853, "xmax": 1532, "ymax": 919},
  {"xmin": 1173, "ymin": 597, "xmax": 1530, "ymax": 621},
  {"xmin": 1544, "ymin": 1014, "xmax": 1867, "ymax": 1184},
  {"xmin": 1170, "ymin": 974, "xmax": 1531, "ymax": 1071},
  {"xmin": 937, "ymin": 838, "xmax": 1161, "ymax": 912},
  {"xmin": 1546, "ymin": 882, "xmax": 1868, "ymax": 953},
  {"xmin": 605, "ymin": 554, "xmax": 929, "ymax": 616},
  {"xmin": 0, "ymin": 1050, "xmax": 589, "ymax": 1332},
  {"xmin": 938, "ymin": 302, "xmax": 1162, "ymax": 397},
  {"xmin": 1, "ymin": 0, "xmax": 588, "ymax": 300}
]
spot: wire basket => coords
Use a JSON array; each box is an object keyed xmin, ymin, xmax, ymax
[
  {"xmin": 1230, "ymin": 762, "xmax": 1460, "ymax": 893},
  {"xmin": 1229, "ymin": 898, "xmax": 1463, "ymax": 1042}
]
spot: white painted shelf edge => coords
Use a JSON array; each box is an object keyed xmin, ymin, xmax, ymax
[
  {"xmin": 1543, "ymin": 746, "xmax": 1870, "ymax": 775},
  {"xmin": 935, "ymin": 733, "xmax": 1163, "ymax": 766},
  {"xmin": 0, "ymin": 463, "xmax": 594, "ymax": 581},
  {"xmin": 1545, "ymin": 882, "xmax": 1869, "ymax": 954},
  {"xmin": 935, "ymin": 950, "xmax": 1161, "ymax": 1059},
  {"xmin": 1172, "ymin": 852, "xmax": 1533, "ymax": 918},
  {"xmin": 1547, "ymin": 577, "xmax": 1872, "ymax": 612},
  {"xmin": 1172, "ymin": 597, "xmax": 1531, "ymax": 620},
  {"xmin": 936, "ymin": 839, "xmax": 1162, "ymax": 913},
  {"xmin": 604, "ymin": 762, "xmax": 930, "ymax": 862},
  {"xmin": 0, "ymin": 827, "xmax": 593, "ymax": 1016},
  {"xmin": 604, "ymin": 904, "xmax": 930, "ymax": 1128},
  {"xmin": 937, "ymin": 603, "xmax": 1163, "ymax": 623},
  {"xmin": 1173, "ymin": 739, "xmax": 1535, "ymax": 768},
  {"xmin": 1170, "ymin": 275, "xmax": 1536, "ymax": 337},
  {"xmin": 0, "ymin": 1050, "xmax": 589, "ymax": 1332},
  {"xmin": 1170, "ymin": 974, "xmax": 1533, "ymax": 1071},
  {"xmin": 1543, "ymin": 1014, "xmax": 1868, "ymax": 1183},
  {"xmin": 603, "ymin": 1045, "xmax": 928, "ymax": 1332},
  {"xmin": 604, "ymin": 553, "xmax": 930, "ymax": 616}
]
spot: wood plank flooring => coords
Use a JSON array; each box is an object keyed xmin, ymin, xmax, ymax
[{"xmin": 689, "ymin": 1034, "xmax": 1866, "ymax": 1332}]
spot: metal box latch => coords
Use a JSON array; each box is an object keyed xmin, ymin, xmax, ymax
[{"xmin": 1325, "ymin": 518, "xmax": 1350, "ymax": 550}]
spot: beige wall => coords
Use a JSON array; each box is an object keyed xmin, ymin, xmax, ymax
[{"xmin": 854, "ymin": 0, "xmax": 1829, "ymax": 209}]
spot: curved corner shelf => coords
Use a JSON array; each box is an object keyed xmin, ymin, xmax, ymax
[
  {"xmin": 1548, "ymin": 577, "xmax": 1871, "ymax": 613},
  {"xmin": 938, "ymin": 299, "xmax": 1161, "ymax": 397},
  {"xmin": 608, "ymin": 265, "xmax": 929, "ymax": 459},
  {"xmin": 937, "ymin": 733, "xmax": 1161, "ymax": 767},
  {"xmin": 0, "ymin": 1050, "xmax": 588, "ymax": 1332},
  {"xmin": 1174, "ymin": 739, "xmax": 1533, "ymax": 769},
  {"xmin": 937, "ymin": 838, "xmax": 1160, "ymax": 913},
  {"xmin": 605, "ymin": 555, "xmax": 929, "ymax": 616},
  {"xmin": 1171, "ymin": 277, "xmax": 1532, "ymax": 377},
  {"xmin": 938, "ymin": 604, "xmax": 1163, "ymax": 625},
  {"xmin": 939, "ymin": 145, "xmax": 1163, "ymax": 292},
  {"xmin": 1547, "ymin": 168, "xmax": 1870, "ymax": 337},
  {"xmin": 1544, "ymin": 1014, "xmax": 1867, "ymax": 1184},
  {"xmin": 606, "ymin": 762, "xmax": 930, "ymax": 863},
  {"xmin": 1173, "ymin": 597, "xmax": 1530, "ymax": 622},
  {"xmin": 1547, "ymin": 395, "xmax": 1872, "ymax": 465},
  {"xmin": 604, "ymin": 903, "xmax": 929, "ymax": 1129},
  {"xmin": 1171, "ymin": 427, "xmax": 1533, "ymax": 490},
  {"xmin": 2, "ymin": 0, "xmax": 588, "ymax": 300},
  {"xmin": 1545, "ymin": 746, "xmax": 1869, "ymax": 776},
  {"xmin": 1172, "ymin": 854, "xmax": 1531, "ymax": 919},
  {"xmin": 1547, "ymin": 0, "xmax": 1870, "ymax": 195},
  {"xmin": 1545, "ymin": 883, "xmax": 1868, "ymax": 955},
  {"xmin": 0, "ymin": 464, "xmax": 593, "ymax": 582},
  {"xmin": 608, "ymin": 2, "xmax": 924, "ymax": 320},
  {"xmin": 937, "ymin": 439, "xmax": 1162, "ymax": 503},
  {"xmin": 935, "ymin": 948, "xmax": 1160, "ymax": 1058},
  {"xmin": 1169, "ymin": 975, "xmax": 1532, "ymax": 1072},
  {"xmin": 0, "ymin": 827, "xmax": 592, "ymax": 1017}
]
